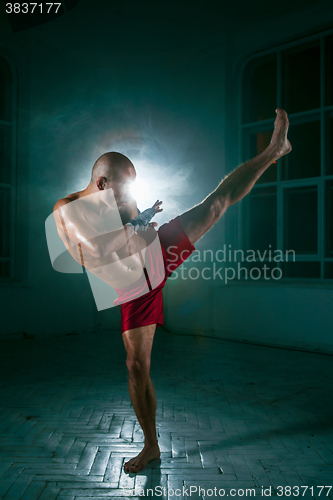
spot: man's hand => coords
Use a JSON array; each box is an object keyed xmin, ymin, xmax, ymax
[
  {"xmin": 148, "ymin": 200, "xmax": 163, "ymax": 228},
  {"xmin": 152, "ymin": 200, "xmax": 163, "ymax": 213},
  {"xmin": 126, "ymin": 200, "xmax": 163, "ymax": 232}
]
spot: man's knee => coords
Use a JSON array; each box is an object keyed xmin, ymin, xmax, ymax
[
  {"xmin": 126, "ymin": 355, "xmax": 150, "ymax": 381},
  {"xmin": 208, "ymin": 195, "xmax": 228, "ymax": 222}
]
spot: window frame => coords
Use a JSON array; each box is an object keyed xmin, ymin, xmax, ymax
[
  {"xmin": 0, "ymin": 52, "xmax": 17, "ymax": 282},
  {"xmin": 238, "ymin": 28, "xmax": 333, "ymax": 283}
]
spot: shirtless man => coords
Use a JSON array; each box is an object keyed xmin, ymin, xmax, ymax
[{"xmin": 52, "ymin": 109, "xmax": 291, "ymax": 473}]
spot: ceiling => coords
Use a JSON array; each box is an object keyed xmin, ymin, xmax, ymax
[{"xmin": 0, "ymin": 0, "xmax": 328, "ymax": 54}]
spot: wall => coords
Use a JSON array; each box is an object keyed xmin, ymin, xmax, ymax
[
  {"xmin": 1, "ymin": 0, "xmax": 332, "ymax": 348},
  {"xmin": 164, "ymin": 0, "xmax": 333, "ymax": 354},
  {"xmin": 0, "ymin": 0, "xmax": 227, "ymax": 337}
]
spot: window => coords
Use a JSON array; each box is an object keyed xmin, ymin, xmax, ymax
[
  {"xmin": 240, "ymin": 32, "xmax": 333, "ymax": 281},
  {"xmin": 0, "ymin": 56, "xmax": 16, "ymax": 280}
]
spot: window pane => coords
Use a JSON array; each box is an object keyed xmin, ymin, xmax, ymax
[
  {"xmin": 243, "ymin": 55, "xmax": 277, "ymax": 123},
  {"xmin": 0, "ymin": 261, "xmax": 10, "ymax": 279},
  {"xmin": 0, "ymin": 58, "xmax": 12, "ymax": 121},
  {"xmin": 243, "ymin": 261, "xmax": 279, "ymax": 280},
  {"xmin": 0, "ymin": 125, "xmax": 12, "ymax": 184},
  {"xmin": 284, "ymin": 186, "xmax": 318, "ymax": 254},
  {"xmin": 245, "ymin": 187, "xmax": 277, "ymax": 252},
  {"xmin": 326, "ymin": 180, "xmax": 333, "ymax": 257},
  {"xmin": 325, "ymin": 36, "xmax": 333, "ymax": 106},
  {"xmin": 0, "ymin": 187, "xmax": 11, "ymax": 258},
  {"xmin": 247, "ymin": 129, "xmax": 277, "ymax": 183},
  {"xmin": 326, "ymin": 114, "xmax": 333, "ymax": 175},
  {"xmin": 282, "ymin": 120, "xmax": 320, "ymax": 180},
  {"xmin": 281, "ymin": 261, "xmax": 320, "ymax": 278},
  {"xmin": 282, "ymin": 43, "xmax": 320, "ymax": 114},
  {"xmin": 324, "ymin": 262, "xmax": 333, "ymax": 279}
]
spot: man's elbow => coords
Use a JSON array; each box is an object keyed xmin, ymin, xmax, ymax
[{"xmin": 81, "ymin": 242, "xmax": 104, "ymax": 259}]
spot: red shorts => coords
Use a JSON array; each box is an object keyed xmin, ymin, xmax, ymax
[{"xmin": 114, "ymin": 216, "xmax": 195, "ymax": 333}]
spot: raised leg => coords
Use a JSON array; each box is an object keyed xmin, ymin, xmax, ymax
[
  {"xmin": 179, "ymin": 108, "xmax": 292, "ymax": 245},
  {"xmin": 122, "ymin": 324, "xmax": 160, "ymax": 473}
]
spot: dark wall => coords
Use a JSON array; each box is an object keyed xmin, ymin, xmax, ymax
[
  {"xmin": 0, "ymin": 0, "xmax": 332, "ymax": 344},
  {"xmin": 0, "ymin": 0, "xmax": 227, "ymax": 336},
  {"xmin": 165, "ymin": 0, "xmax": 333, "ymax": 353}
]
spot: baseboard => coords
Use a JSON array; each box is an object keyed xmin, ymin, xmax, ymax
[{"xmin": 164, "ymin": 326, "xmax": 333, "ymax": 355}]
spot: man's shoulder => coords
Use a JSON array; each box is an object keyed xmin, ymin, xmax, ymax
[
  {"xmin": 53, "ymin": 194, "xmax": 79, "ymax": 213},
  {"xmin": 53, "ymin": 198, "xmax": 70, "ymax": 213}
]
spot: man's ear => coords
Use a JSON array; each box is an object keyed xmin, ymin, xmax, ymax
[{"xmin": 96, "ymin": 176, "xmax": 107, "ymax": 190}]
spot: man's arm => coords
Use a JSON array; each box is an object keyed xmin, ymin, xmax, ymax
[
  {"xmin": 53, "ymin": 198, "xmax": 162, "ymax": 259},
  {"xmin": 53, "ymin": 198, "xmax": 136, "ymax": 259}
]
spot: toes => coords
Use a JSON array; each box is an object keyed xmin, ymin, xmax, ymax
[
  {"xmin": 129, "ymin": 461, "xmax": 142, "ymax": 473},
  {"xmin": 125, "ymin": 456, "xmax": 143, "ymax": 473},
  {"xmin": 124, "ymin": 458, "xmax": 136, "ymax": 472},
  {"xmin": 275, "ymin": 108, "xmax": 288, "ymax": 121}
]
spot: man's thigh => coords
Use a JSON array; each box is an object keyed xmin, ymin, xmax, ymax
[
  {"xmin": 122, "ymin": 324, "xmax": 156, "ymax": 362},
  {"xmin": 178, "ymin": 198, "xmax": 216, "ymax": 245}
]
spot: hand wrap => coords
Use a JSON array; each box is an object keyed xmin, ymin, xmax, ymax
[{"xmin": 125, "ymin": 207, "xmax": 156, "ymax": 232}]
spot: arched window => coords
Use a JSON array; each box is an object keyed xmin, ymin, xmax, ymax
[
  {"xmin": 240, "ymin": 32, "xmax": 333, "ymax": 281},
  {"xmin": 0, "ymin": 56, "xmax": 15, "ymax": 280}
]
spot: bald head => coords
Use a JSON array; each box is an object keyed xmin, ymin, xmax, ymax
[
  {"xmin": 89, "ymin": 152, "xmax": 137, "ymax": 220},
  {"xmin": 91, "ymin": 152, "xmax": 136, "ymax": 183}
]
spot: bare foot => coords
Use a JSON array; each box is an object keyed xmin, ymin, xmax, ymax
[
  {"xmin": 124, "ymin": 443, "xmax": 160, "ymax": 473},
  {"xmin": 270, "ymin": 108, "xmax": 292, "ymax": 158}
]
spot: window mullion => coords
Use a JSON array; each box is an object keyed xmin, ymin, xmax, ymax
[
  {"xmin": 277, "ymin": 50, "xmax": 282, "ymax": 112},
  {"xmin": 0, "ymin": 55, "xmax": 16, "ymax": 282},
  {"xmin": 11, "ymin": 75, "xmax": 17, "ymax": 282},
  {"xmin": 276, "ymin": 50, "xmax": 283, "ymax": 258},
  {"xmin": 320, "ymin": 35, "xmax": 325, "ymax": 279},
  {"xmin": 277, "ymin": 181, "xmax": 283, "ymax": 258}
]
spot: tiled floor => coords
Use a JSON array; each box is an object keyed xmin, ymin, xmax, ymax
[{"xmin": 0, "ymin": 328, "xmax": 333, "ymax": 499}]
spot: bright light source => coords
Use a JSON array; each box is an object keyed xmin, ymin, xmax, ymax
[
  {"xmin": 130, "ymin": 178, "xmax": 151, "ymax": 209},
  {"xmin": 88, "ymin": 136, "xmax": 194, "ymax": 221},
  {"xmin": 128, "ymin": 157, "xmax": 193, "ymax": 222}
]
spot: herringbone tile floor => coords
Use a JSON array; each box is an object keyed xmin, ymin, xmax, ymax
[{"xmin": 0, "ymin": 328, "xmax": 333, "ymax": 499}]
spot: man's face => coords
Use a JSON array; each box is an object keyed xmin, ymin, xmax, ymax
[{"xmin": 105, "ymin": 166, "xmax": 138, "ymax": 223}]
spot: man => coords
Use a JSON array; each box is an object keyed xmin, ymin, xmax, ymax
[{"xmin": 53, "ymin": 108, "xmax": 291, "ymax": 473}]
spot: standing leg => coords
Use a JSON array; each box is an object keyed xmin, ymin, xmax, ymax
[
  {"xmin": 122, "ymin": 324, "xmax": 160, "ymax": 473},
  {"xmin": 179, "ymin": 108, "xmax": 292, "ymax": 244}
]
